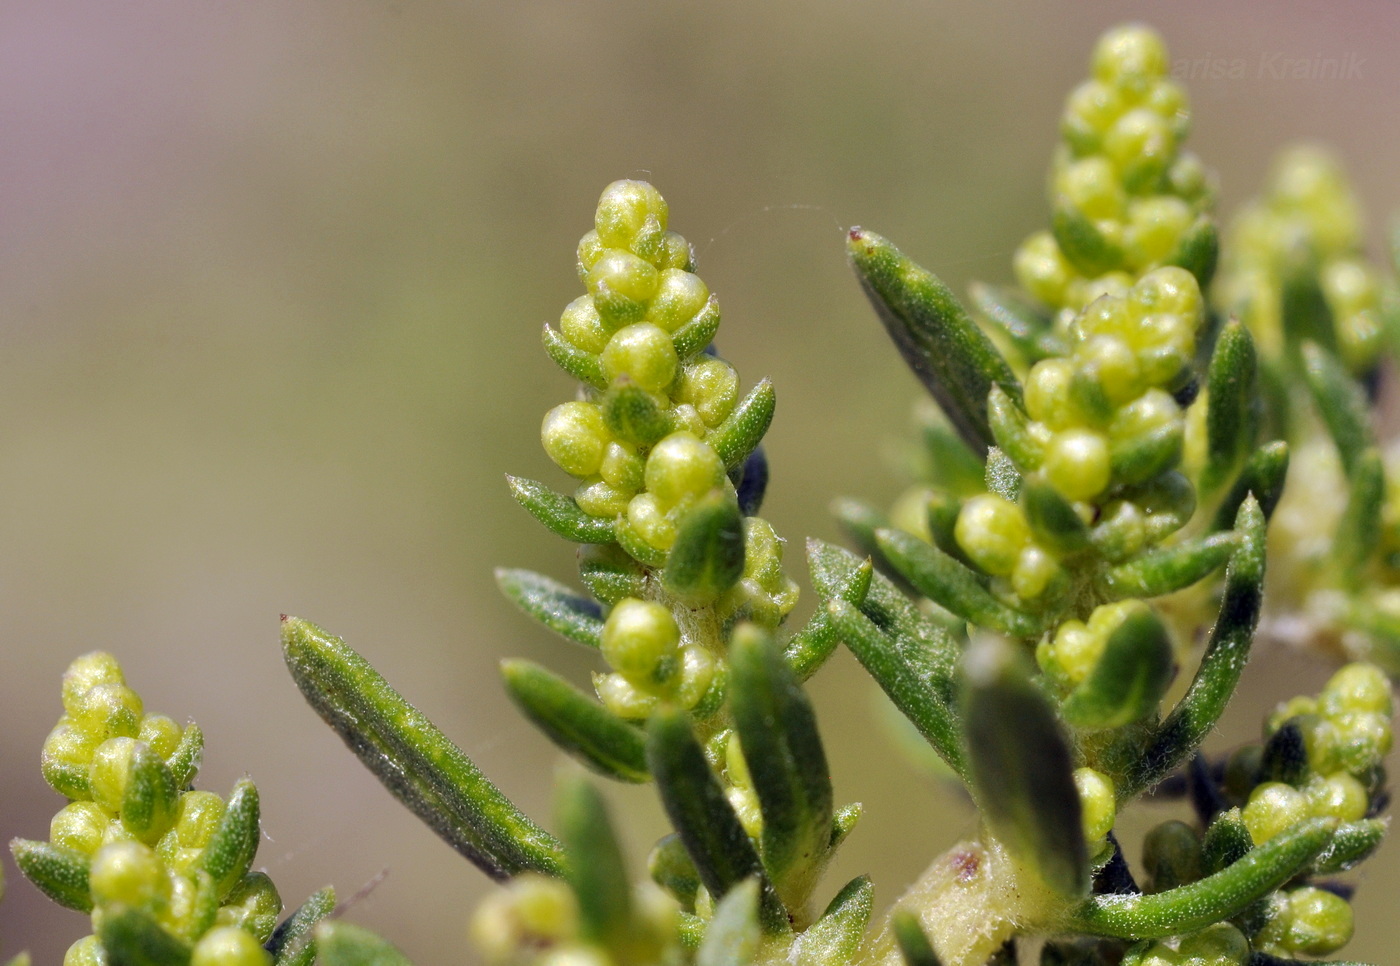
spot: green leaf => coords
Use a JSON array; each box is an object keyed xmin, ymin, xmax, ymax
[
  {"xmin": 556, "ymin": 775, "xmax": 632, "ymax": 949},
  {"xmin": 697, "ymin": 880, "xmax": 761, "ymax": 966},
  {"xmin": 709, "ymin": 379, "xmax": 775, "ymax": 469},
  {"xmin": 1309, "ymin": 819, "xmax": 1386, "ymax": 875},
  {"xmin": 648, "ymin": 834, "xmax": 700, "ymax": 908},
  {"xmin": 791, "ymin": 876, "xmax": 874, "ymax": 966},
  {"xmin": 664, "ymin": 491, "xmax": 746, "ymax": 601},
  {"xmin": 495, "ymin": 569, "xmax": 603, "ymax": 649},
  {"xmin": 830, "ymin": 803, "xmax": 862, "ymax": 852},
  {"xmin": 506, "ymin": 476, "xmax": 616, "ymax": 544},
  {"xmin": 1101, "ymin": 533, "xmax": 1238, "ymax": 601},
  {"xmin": 165, "ymin": 723, "xmax": 203, "ymax": 790},
  {"xmin": 1061, "ymin": 606, "xmax": 1173, "ymax": 730},
  {"xmin": 672, "ymin": 296, "xmax": 722, "ymax": 359},
  {"xmin": 1021, "ymin": 478, "xmax": 1090, "ymax": 555},
  {"xmin": 314, "ymin": 921, "xmax": 414, "ymax": 966},
  {"xmin": 1109, "ymin": 422, "xmax": 1183, "ymax": 487},
  {"xmin": 97, "ymin": 907, "xmax": 192, "ymax": 966},
  {"xmin": 542, "ymin": 323, "xmax": 608, "ymax": 390},
  {"xmin": 730, "ymin": 624, "xmax": 833, "ymax": 912},
  {"xmin": 1282, "ymin": 250, "xmax": 1338, "ymax": 362},
  {"xmin": 967, "ymin": 281, "xmax": 1064, "ymax": 363},
  {"xmin": 1052, "ymin": 201, "xmax": 1124, "ymax": 277},
  {"xmin": 613, "ymin": 517, "xmax": 669, "ymax": 568},
  {"xmin": 645, "ymin": 708, "xmax": 787, "ymax": 933},
  {"xmin": 1167, "ymin": 214, "xmax": 1219, "ymax": 290},
  {"xmin": 500, "ymin": 660, "xmax": 648, "ymax": 783},
  {"xmin": 984, "ymin": 447, "xmax": 1022, "ymax": 502},
  {"xmin": 826, "ymin": 599, "xmax": 965, "ymax": 781},
  {"xmin": 8, "ymin": 839, "xmax": 91, "ymax": 913},
  {"xmin": 1200, "ymin": 319, "xmax": 1258, "ymax": 497},
  {"xmin": 269, "ymin": 886, "xmax": 337, "ymax": 966},
  {"xmin": 577, "ymin": 545, "xmax": 646, "ymax": 605},
  {"xmin": 1126, "ymin": 497, "xmax": 1266, "ymax": 797},
  {"xmin": 847, "ymin": 228, "xmax": 1021, "ymax": 453},
  {"xmin": 602, "ymin": 384, "xmax": 673, "ymax": 447},
  {"xmin": 1210, "ymin": 441, "xmax": 1289, "ymax": 532},
  {"xmin": 1332, "ymin": 448, "xmax": 1385, "ymax": 588},
  {"xmin": 282, "ymin": 617, "xmax": 565, "ymax": 880},
  {"xmin": 963, "ymin": 636, "xmax": 1087, "ymax": 896},
  {"xmin": 1201, "ymin": 809, "xmax": 1252, "ymax": 877},
  {"xmin": 892, "ymin": 910, "xmax": 943, "ymax": 966},
  {"xmin": 830, "ymin": 498, "xmax": 890, "ymax": 568},
  {"xmin": 874, "ymin": 527, "xmax": 1039, "ymax": 637},
  {"xmin": 1301, "ymin": 341, "xmax": 1373, "ymax": 477},
  {"xmin": 917, "ymin": 422, "xmax": 990, "ymax": 497},
  {"xmin": 197, "ymin": 778, "xmax": 260, "ymax": 900},
  {"xmin": 122, "ymin": 741, "xmax": 180, "ymax": 845},
  {"xmin": 987, "ymin": 386, "xmax": 1043, "ymax": 470},
  {"xmin": 1066, "ymin": 817, "xmax": 1336, "ymax": 939}
]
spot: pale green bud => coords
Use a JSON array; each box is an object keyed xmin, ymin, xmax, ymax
[
  {"xmin": 626, "ymin": 493, "xmax": 677, "ymax": 551},
  {"xmin": 1304, "ymin": 772, "xmax": 1368, "ymax": 823},
  {"xmin": 215, "ymin": 872, "xmax": 283, "ymax": 943},
  {"xmin": 1282, "ymin": 887, "xmax": 1354, "ymax": 956},
  {"xmin": 1091, "ymin": 24, "xmax": 1170, "ymax": 95},
  {"xmin": 63, "ymin": 936, "xmax": 106, "ymax": 966},
  {"xmin": 601, "ymin": 323, "xmax": 679, "ymax": 393},
  {"xmin": 574, "ymin": 479, "xmax": 631, "ymax": 518},
  {"xmin": 471, "ymin": 872, "xmax": 579, "ymax": 962},
  {"xmin": 1061, "ymin": 80, "xmax": 1125, "ymax": 154},
  {"xmin": 1144, "ymin": 79, "xmax": 1189, "ymax": 139},
  {"xmin": 647, "ymin": 269, "xmax": 710, "ymax": 332},
  {"xmin": 190, "ymin": 925, "xmax": 272, "ymax": 966},
  {"xmin": 955, "ymin": 494, "xmax": 1030, "ymax": 577},
  {"xmin": 89, "ymin": 840, "xmax": 166, "ymax": 911},
  {"xmin": 1014, "ymin": 231, "xmax": 1074, "ymax": 308},
  {"xmin": 1175, "ymin": 923, "xmax": 1249, "ymax": 965},
  {"xmin": 1025, "ymin": 358, "xmax": 1080, "ymax": 428},
  {"xmin": 559, "ymin": 295, "xmax": 610, "ymax": 352},
  {"xmin": 1011, "ymin": 545, "xmax": 1061, "ymax": 600},
  {"xmin": 88, "ymin": 737, "xmax": 139, "ymax": 813},
  {"xmin": 594, "ymin": 671, "xmax": 658, "ymax": 720},
  {"xmin": 727, "ymin": 786, "xmax": 763, "ymax": 841},
  {"xmin": 1104, "ymin": 108, "xmax": 1174, "ymax": 188},
  {"xmin": 599, "ymin": 441, "xmax": 645, "ymax": 494},
  {"xmin": 1109, "ymin": 389, "xmax": 1180, "ymax": 444},
  {"xmin": 1044, "ymin": 429, "xmax": 1112, "ymax": 501},
  {"xmin": 1074, "ymin": 767, "xmax": 1116, "ymax": 842},
  {"xmin": 62, "ymin": 652, "xmax": 125, "ymax": 718},
  {"xmin": 74, "ymin": 683, "xmax": 144, "ymax": 742},
  {"xmin": 1330, "ymin": 710, "xmax": 1391, "ymax": 773},
  {"xmin": 1320, "ymin": 662, "xmax": 1392, "ymax": 717},
  {"xmin": 1069, "ymin": 270, "xmax": 1134, "ymax": 311},
  {"xmin": 595, "ymin": 180, "xmax": 668, "ymax": 248},
  {"xmin": 51, "ymin": 801, "xmax": 111, "ymax": 855},
  {"xmin": 725, "ymin": 732, "xmax": 753, "ymax": 789},
  {"xmin": 1081, "ymin": 334, "xmax": 1142, "ymax": 404},
  {"xmin": 587, "ymin": 251, "xmax": 661, "ymax": 325},
  {"xmin": 678, "ymin": 358, "xmax": 739, "ymax": 428},
  {"xmin": 1168, "ymin": 152, "xmax": 1211, "ymax": 203},
  {"xmin": 1242, "ymin": 782, "xmax": 1309, "ymax": 844},
  {"xmin": 643, "ymin": 432, "xmax": 726, "ymax": 506},
  {"xmin": 541, "ymin": 402, "xmax": 610, "ymax": 479},
  {"xmin": 42, "ymin": 723, "xmax": 101, "ymax": 796},
  {"xmin": 671, "ymin": 646, "xmax": 717, "ymax": 710},
  {"xmin": 601, "ymin": 598, "xmax": 681, "ymax": 688},
  {"xmin": 137, "ymin": 714, "xmax": 182, "ymax": 761},
  {"xmin": 656, "ymin": 231, "xmax": 693, "ymax": 272},
  {"xmin": 1131, "ymin": 266, "xmax": 1203, "ymax": 324},
  {"xmin": 1125, "ymin": 196, "xmax": 1192, "ymax": 269},
  {"xmin": 1058, "ymin": 157, "xmax": 1126, "ymax": 221}
]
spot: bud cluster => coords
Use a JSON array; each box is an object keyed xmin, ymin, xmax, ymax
[
  {"xmin": 23, "ymin": 653, "xmax": 278, "ymax": 966},
  {"xmin": 593, "ymin": 598, "xmax": 715, "ymax": 720},
  {"xmin": 1015, "ymin": 24, "xmax": 1215, "ymax": 325}
]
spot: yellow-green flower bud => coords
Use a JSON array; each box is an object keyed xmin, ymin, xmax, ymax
[
  {"xmin": 215, "ymin": 872, "xmax": 282, "ymax": 943},
  {"xmin": 576, "ymin": 231, "xmax": 606, "ymax": 279},
  {"xmin": 574, "ymin": 479, "xmax": 631, "ymax": 518},
  {"xmin": 644, "ymin": 432, "xmax": 726, "ymax": 506},
  {"xmin": 601, "ymin": 323, "xmax": 678, "ymax": 392},
  {"xmin": 594, "ymin": 671, "xmax": 658, "ymax": 720},
  {"xmin": 1304, "ymin": 772, "xmax": 1368, "ymax": 822},
  {"xmin": 1058, "ymin": 157, "xmax": 1126, "ymax": 221},
  {"xmin": 671, "ymin": 646, "xmax": 717, "ymax": 710},
  {"xmin": 1320, "ymin": 662, "xmax": 1392, "ymax": 717},
  {"xmin": 1011, "ymin": 545, "xmax": 1061, "ymax": 600},
  {"xmin": 559, "ymin": 295, "xmax": 610, "ymax": 352},
  {"xmin": 137, "ymin": 714, "xmax": 182, "ymax": 760},
  {"xmin": 678, "ymin": 358, "xmax": 739, "ymax": 428},
  {"xmin": 657, "ymin": 231, "xmax": 693, "ymax": 272},
  {"xmin": 1330, "ymin": 710, "xmax": 1392, "ymax": 773},
  {"xmin": 63, "ymin": 936, "xmax": 105, "ymax": 966},
  {"xmin": 190, "ymin": 925, "xmax": 272, "ymax": 966},
  {"xmin": 626, "ymin": 493, "xmax": 677, "ymax": 551},
  {"xmin": 51, "ymin": 802, "xmax": 111, "ymax": 855},
  {"xmin": 1175, "ymin": 923, "xmax": 1249, "ymax": 965},
  {"xmin": 1061, "ymin": 81, "xmax": 1124, "ymax": 154},
  {"xmin": 62, "ymin": 652, "xmax": 125, "ymax": 718},
  {"xmin": 1109, "ymin": 389, "xmax": 1180, "ymax": 444},
  {"xmin": 1130, "ymin": 266, "xmax": 1203, "ymax": 325},
  {"xmin": 1125, "ymin": 196, "xmax": 1192, "ymax": 268},
  {"xmin": 1074, "ymin": 767, "xmax": 1116, "ymax": 843},
  {"xmin": 1025, "ymin": 358, "xmax": 1079, "ymax": 429},
  {"xmin": 600, "ymin": 598, "xmax": 681, "ymax": 689},
  {"xmin": 588, "ymin": 252, "xmax": 661, "ymax": 326},
  {"xmin": 1080, "ymin": 334, "xmax": 1142, "ymax": 404},
  {"xmin": 541, "ymin": 402, "xmax": 610, "ymax": 479},
  {"xmin": 1242, "ymin": 782, "xmax": 1309, "ymax": 844},
  {"xmin": 89, "ymin": 840, "xmax": 166, "ymax": 911},
  {"xmin": 1282, "ymin": 886, "xmax": 1353, "ymax": 956},
  {"xmin": 955, "ymin": 494, "xmax": 1030, "ymax": 577},
  {"xmin": 88, "ymin": 737, "xmax": 140, "ymax": 814},
  {"xmin": 595, "ymin": 180, "xmax": 668, "ymax": 249},
  {"xmin": 1014, "ymin": 231, "xmax": 1074, "ymax": 308},
  {"xmin": 599, "ymin": 441, "xmax": 645, "ymax": 494},
  {"xmin": 42, "ymin": 723, "xmax": 101, "ymax": 797},
  {"xmin": 1044, "ymin": 429, "xmax": 1112, "ymax": 501},
  {"xmin": 470, "ymin": 872, "xmax": 579, "ymax": 962},
  {"xmin": 647, "ymin": 269, "xmax": 710, "ymax": 332},
  {"xmin": 1104, "ymin": 108, "xmax": 1174, "ymax": 189},
  {"xmin": 1091, "ymin": 24, "xmax": 1170, "ymax": 95}
]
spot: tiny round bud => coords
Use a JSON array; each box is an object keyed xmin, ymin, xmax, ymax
[
  {"xmin": 1109, "ymin": 388, "xmax": 1180, "ymax": 444},
  {"xmin": 43, "ymin": 723, "xmax": 101, "ymax": 790},
  {"xmin": 1243, "ymin": 782, "xmax": 1309, "ymax": 844},
  {"xmin": 576, "ymin": 231, "xmax": 606, "ymax": 279},
  {"xmin": 1142, "ymin": 820, "xmax": 1201, "ymax": 893},
  {"xmin": 75, "ymin": 683, "xmax": 144, "ymax": 741},
  {"xmin": 647, "ymin": 270, "xmax": 710, "ymax": 333},
  {"xmin": 1130, "ymin": 267, "xmax": 1203, "ymax": 325},
  {"xmin": 1060, "ymin": 81, "xmax": 1125, "ymax": 154},
  {"xmin": 587, "ymin": 251, "xmax": 661, "ymax": 325},
  {"xmin": 1043, "ymin": 429, "xmax": 1112, "ymax": 501},
  {"xmin": 63, "ymin": 936, "xmax": 106, "ymax": 966},
  {"xmin": 1144, "ymin": 79, "xmax": 1189, "ymax": 138},
  {"xmin": 1092, "ymin": 24, "xmax": 1170, "ymax": 94},
  {"xmin": 1010, "ymin": 544, "xmax": 1060, "ymax": 600},
  {"xmin": 1024, "ymin": 359, "xmax": 1078, "ymax": 428},
  {"xmin": 601, "ymin": 599, "xmax": 681, "ymax": 688},
  {"xmin": 1168, "ymin": 152, "xmax": 1211, "ymax": 202},
  {"xmin": 1103, "ymin": 108, "xmax": 1174, "ymax": 189},
  {"xmin": 954, "ymin": 494, "xmax": 1030, "ymax": 577},
  {"xmin": 559, "ymin": 295, "xmax": 610, "ymax": 352},
  {"xmin": 574, "ymin": 479, "xmax": 631, "ymax": 518},
  {"xmin": 1014, "ymin": 232, "xmax": 1074, "ymax": 308},
  {"xmin": 600, "ymin": 441, "xmax": 645, "ymax": 494},
  {"xmin": 1058, "ymin": 157, "xmax": 1126, "ymax": 221},
  {"xmin": 1125, "ymin": 196, "xmax": 1193, "ymax": 270},
  {"xmin": 540, "ymin": 402, "xmax": 610, "ymax": 478},
  {"xmin": 1176, "ymin": 922, "xmax": 1249, "ymax": 965},
  {"xmin": 595, "ymin": 180, "xmax": 668, "ymax": 248},
  {"xmin": 1284, "ymin": 886, "xmax": 1354, "ymax": 956},
  {"xmin": 1268, "ymin": 695, "xmax": 1318, "ymax": 735},
  {"xmin": 62, "ymin": 652, "xmax": 125, "ymax": 717},
  {"xmin": 172, "ymin": 790, "xmax": 225, "ymax": 850},
  {"xmin": 1081, "ymin": 334, "xmax": 1142, "ymax": 404},
  {"xmin": 88, "ymin": 737, "xmax": 140, "ymax": 813},
  {"xmin": 1305, "ymin": 772, "xmax": 1368, "ymax": 823},
  {"xmin": 1320, "ymin": 662, "xmax": 1392, "ymax": 717},
  {"xmin": 601, "ymin": 323, "xmax": 679, "ymax": 393},
  {"xmin": 190, "ymin": 926, "xmax": 272, "ymax": 966},
  {"xmin": 1330, "ymin": 711, "xmax": 1392, "ymax": 774},
  {"xmin": 137, "ymin": 714, "xmax": 182, "ymax": 760},
  {"xmin": 51, "ymin": 801, "xmax": 112, "ymax": 855},
  {"xmin": 1074, "ymin": 767, "xmax": 1116, "ymax": 842},
  {"xmin": 671, "ymin": 645, "xmax": 717, "ymax": 709},
  {"xmin": 656, "ymin": 231, "xmax": 693, "ymax": 271},
  {"xmin": 626, "ymin": 493, "xmax": 677, "ymax": 551},
  {"xmin": 89, "ymin": 840, "xmax": 166, "ymax": 910},
  {"xmin": 594, "ymin": 671, "xmax": 658, "ymax": 720},
  {"xmin": 215, "ymin": 872, "xmax": 283, "ymax": 944},
  {"xmin": 678, "ymin": 358, "xmax": 739, "ymax": 427},
  {"xmin": 643, "ymin": 432, "xmax": 726, "ymax": 506}
]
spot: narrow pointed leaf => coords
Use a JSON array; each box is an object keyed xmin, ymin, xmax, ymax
[
  {"xmin": 1102, "ymin": 533, "xmax": 1238, "ymax": 600},
  {"xmin": 730, "ymin": 625, "xmax": 832, "ymax": 911},
  {"xmin": 269, "ymin": 886, "xmax": 337, "ymax": 966},
  {"xmin": 892, "ymin": 910, "xmax": 943, "ymax": 966},
  {"xmin": 500, "ymin": 660, "xmax": 648, "ymax": 783},
  {"xmin": 1167, "ymin": 215, "xmax": 1219, "ymax": 289},
  {"xmin": 830, "ymin": 803, "xmax": 862, "ymax": 851},
  {"xmin": 282, "ymin": 617, "xmax": 564, "ymax": 880},
  {"xmin": 672, "ymin": 296, "xmax": 721, "ymax": 359},
  {"xmin": 602, "ymin": 384, "xmax": 673, "ymax": 447},
  {"xmin": 557, "ymin": 776, "xmax": 631, "ymax": 948},
  {"xmin": 1021, "ymin": 479, "xmax": 1090, "ymax": 555},
  {"xmin": 1309, "ymin": 819, "xmax": 1386, "ymax": 875},
  {"xmin": 735, "ymin": 447, "xmax": 770, "ymax": 516},
  {"xmin": 1301, "ymin": 341, "xmax": 1372, "ymax": 477},
  {"xmin": 918, "ymin": 422, "xmax": 988, "ymax": 497},
  {"xmin": 122, "ymin": 741, "xmax": 180, "ymax": 845},
  {"xmin": 1201, "ymin": 809, "xmax": 1253, "ymax": 877},
  {"xmin": 1200, "ymin": 319, "xmax": 1258, "ymax": 496},
  {"xmin": 697, "ymin": 880, "xmax": 761, "ymax": 966},
  {"xmin": 197, "ymin": 778, "xmax": 260, "ymax": 899},
  {"xmin": 968, "ymin": 281, "xmax": 1062, "ymax": 362},
  {"xmin": 792, "ymin": 875, "xmax": 874, "ymax": 966},
  {"xmin": 1282, "ymin": 252, "xmax": 1337, "ymax": 361},
  {"xmin": 1053, "ymin": 202, "xmax": 1124, "ymax": 277},
  {"xmin": 1110, "ymin": 422, "xmax": 1183, "ymax": 486},
  {"xmin": 848, "ymin": 228, "xmax": 1020, "ymax": 452},
  {"xmin": 1332, "ymin": 448, "xmax": 1384, "ymax": 587},
  {"xmin": 1061, "ymin": 606, "xmax": 1173, "ymax": 729},
  {"xmin": 1067, "ymin": 817, "xmax": 1336, "ymax": 938},
  {"xmin": 709, "ymin": 379, "xmax": 775, "ymax": 469},
  {"xmin": 506, "ymin": 476, "xmax": 616, "ymax": 544},
  {"xmin": 166, "ymin": 723, "xmax": 203, "ymax": 790},
  {"xmin": 664, "ymin": 492, "xmax": 746, "ymax": 602},
  {"xmin": 964, "ymin": 637, "xmax": 1087, "ymax": 896},
  {"xmin": 542, "ymin": 324, "xmax": 608, "ymax": 390},
  {"xmin": 1210, "ymin": 441, "xmax": 1289, "ymax": 532},
  {"xmin": 826, "ymin": 600, "xmax": 965, "ymax": 781},
  {"xmin": 97, "ymin": 907, "xmax": 192, "ymax": 966},
  {"xmin": 984, "ymin": 447, "xmax": 1022, "ymax": 501},
  {"xmin": 9, "ymin": 839, "xmax": 90, "ymax": 912},
  {"xmin": 314, "ymin": 921, "xmax": 414, "ymax": 966},
  {"xmin": 1127, "ymin": 497, "xmax": 1266, "ymax": 796},
  {"xmin": 648, "ymin": 834, "xmax": 700, "ymax": 908},
  {"xmin": 495, "ymin": 569, "xmax": 603, "ymax": 649},
  {"xmin": 987, "ymin": 386, "xmax": 1043, "ymax": 469},
  {"xmin": 874, "ymin": 528, "xmax": 1039, "ymax": 637},
  {"xmin": 577, "ymin": 545, "xmax": 645, "ymax": 606},
  {"xmin": 645, "ymin": 708, "xmax": 786, "ymax": 933}
]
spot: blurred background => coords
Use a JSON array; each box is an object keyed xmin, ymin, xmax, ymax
[{"xmin": 2, "ymin": 1, "xmax": 1399, "ymax": 961}]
